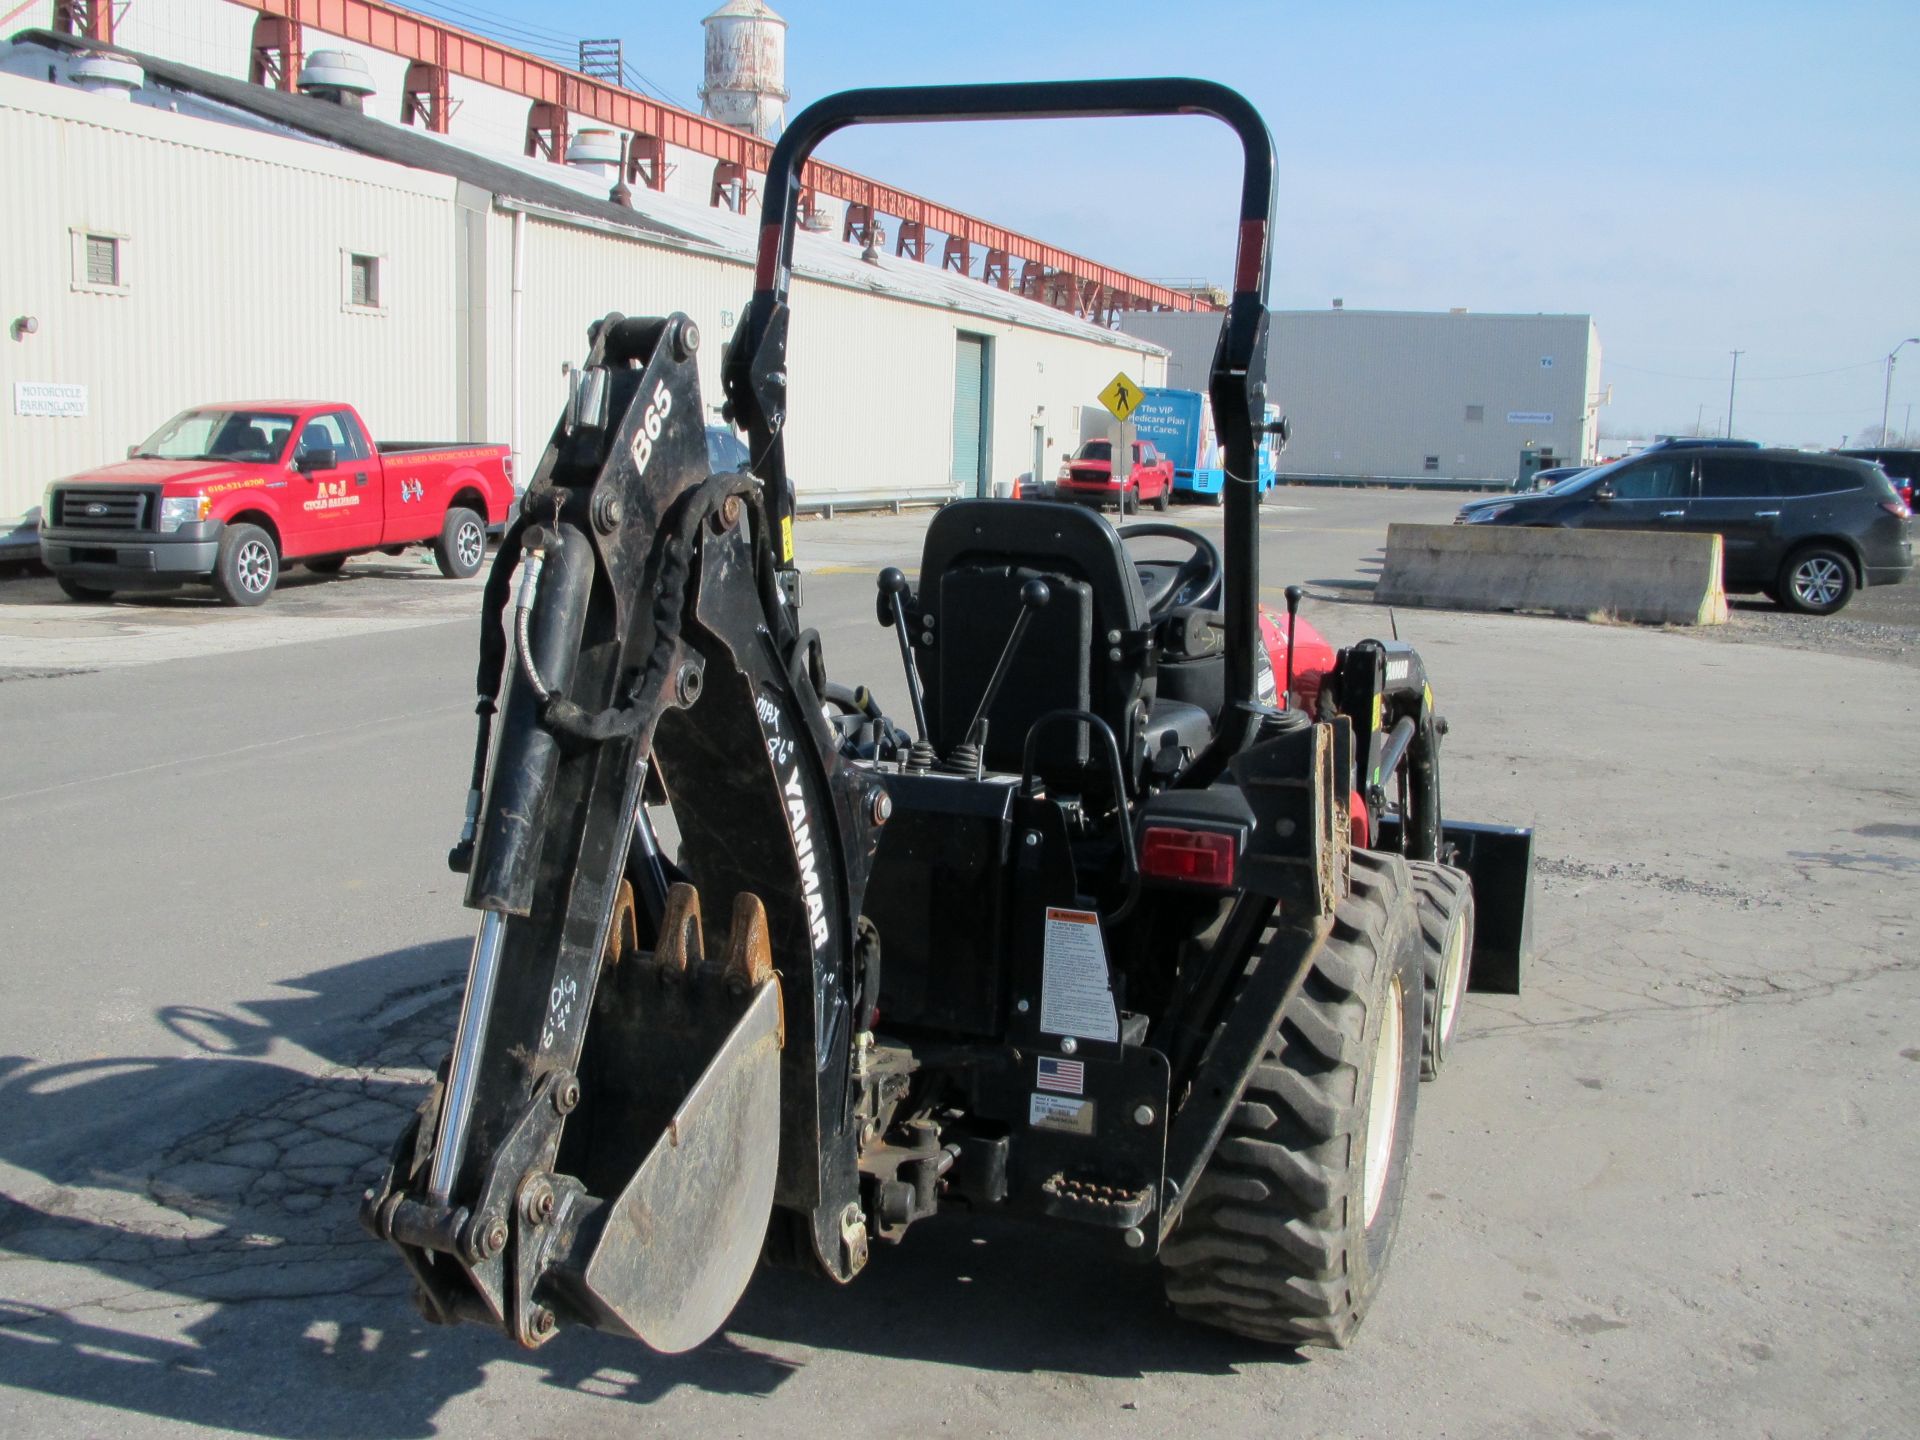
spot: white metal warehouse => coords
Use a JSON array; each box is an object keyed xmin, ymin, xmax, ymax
[
  {"xmin": 1121, "ymin": 307, "xmax": 1602, "ymax": 486},
  {"xmin": 0, "ymin": 15, "xmax": 1168, "ymax": 532}
]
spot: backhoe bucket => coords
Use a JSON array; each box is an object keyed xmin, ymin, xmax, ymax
[{"xmin": 577, "ymin": 978, "xmax": 783, "ymax": 1352}]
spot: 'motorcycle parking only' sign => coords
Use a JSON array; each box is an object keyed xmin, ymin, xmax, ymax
[{"xmin": 14, "ymin": 383, "xmax": 88, "ymax": 418}]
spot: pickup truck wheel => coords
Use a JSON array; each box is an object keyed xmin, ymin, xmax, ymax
[
  {"xmin": 1121, "ymin": 489, "xmax": 1138, "ymax": 517},
  {"xmin": 305, "ymin": 557, "xmax": 347, "ymax": 574},
  {"xmin": 435, "ymin": 507, "xmax": 487, "ymax": 579},
  {"xmin": 213, "ymin": 524, "xmax": 278, "ymax": 606},
  {"xmin": 57, "ymin": 578, "xmax": 113, "ymax": 602},
  {"xmin": 1153, "ymin": 484, "xmax": 1170, "ymax": 513},
  {"xmin": 1160, "ymin": 849, "xmax": 1423, "ymax": 1347},
  {"xmin": 1407, "ymin": 859, "xmax": 1474, "ymax": 1080}
]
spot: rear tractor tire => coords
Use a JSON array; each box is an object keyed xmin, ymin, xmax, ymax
[
  {"xmin": 1408, "ymin": 860, "xmax": 1474, "ymax": 1080},
  {"xmin": 1160, "ymin": 849, "xmax": 1424, "ymax": 1347}
]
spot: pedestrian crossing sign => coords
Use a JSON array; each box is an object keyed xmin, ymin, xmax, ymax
[{"xmin": 1098, "ymin": 372, "xmax": 1143, "ymax": 423}]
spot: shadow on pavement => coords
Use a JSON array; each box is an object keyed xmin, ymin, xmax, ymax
[{"xmin": 0, "ymin": 943, "xmax": 1266, "ymax": 1436}]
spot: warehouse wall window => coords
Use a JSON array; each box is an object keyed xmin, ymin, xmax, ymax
[
  {"xmin": 70, "ymin": 229, "xmax": 129, "ymax": 294},
  {"xmin": 342, "ymin": 251, "xmax": 385, "ymax": 314},
  {"xmin": 1464, "ymin": 404, "xmax": 1484, "ymax": 423},
  {"xmin": 1424, "ymin": 455, "xmax": 1440, "ymax": 472}
]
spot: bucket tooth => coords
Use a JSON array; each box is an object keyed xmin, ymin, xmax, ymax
[
  {"xmin": 724, "ymin": 892, "xmax": 775, "ymax": 993},
  {"xmin": 654, "ymin": 882, "xmax": 704, "ymax": 977},
  {"xmin": 602, "ymin": 880, "xmax": 639, "ymax": 971}
]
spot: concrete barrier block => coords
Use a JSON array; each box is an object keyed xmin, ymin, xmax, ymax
[{"xmin": 1374, "ymin": 524, "xmax": 1728, "ymax": 627}]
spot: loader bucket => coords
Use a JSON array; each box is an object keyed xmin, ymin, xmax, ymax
[
  {"xmin": 576, "ymin": 977, "xmax": 783, "ymax": 1352},
  {"xmin": 1446, "ymin": 820, "xmax": 1533, "ymax": 994},
  {"xmin": 1373, "ymin": 817, "xmax": 1533, "ymax": 993}
]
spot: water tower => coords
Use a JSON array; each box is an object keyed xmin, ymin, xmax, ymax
[{"xmin": 699, "ymin": 0, "xmax": 787, "ymax": 141}]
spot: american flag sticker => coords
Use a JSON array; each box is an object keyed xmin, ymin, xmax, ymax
[{"xmin": 1036, "ymin": 1056, "xmax": 1085, "ymax": 1095}]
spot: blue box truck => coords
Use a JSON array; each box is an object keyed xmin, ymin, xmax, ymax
[{"xmin": 1133, "ymin": 387, "xmax": 1281, "ymax": 503}]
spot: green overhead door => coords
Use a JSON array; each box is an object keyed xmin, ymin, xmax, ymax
[{"xmin": 951, "ymin": 332, "xmax": 990, "ymax": 497}]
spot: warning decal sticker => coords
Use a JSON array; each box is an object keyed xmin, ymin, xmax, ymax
[{"xmin": 1040, "ymin": 907, "xmax": 1119, "ymax": 1042}]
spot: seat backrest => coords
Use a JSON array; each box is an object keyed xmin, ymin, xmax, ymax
[{"xmin": 912, "ymin": 500, "xmax": 1152, "ymax": 787}]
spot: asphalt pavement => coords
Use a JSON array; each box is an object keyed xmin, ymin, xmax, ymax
[{"xmin": 1, "ymin": 488, "xmax": 1915, "ymax": 1439}]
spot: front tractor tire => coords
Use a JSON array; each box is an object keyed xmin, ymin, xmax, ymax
[
  {"xmin": 1160, "ymin": 850, "xmax": 1423, "ymax": 1348},
  {"xmin": 1408, "ymin": 860, "xmax": 1474, "ymax": 1080}
]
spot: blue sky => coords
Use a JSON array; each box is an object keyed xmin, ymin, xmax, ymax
[{"xmin": 422, "ymin": 0, "xmax": 1917, "ymax": 446}]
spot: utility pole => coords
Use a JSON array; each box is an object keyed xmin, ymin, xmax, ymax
[
  {"xmin": 1882, "ymin": 338, "xmax": 1919, "ymax": 446},
  {"xmin": 1695, "ymin": 402, "xmax": 1705, "ymax": 436},
  {"xmin": 1726, "ymin": 351, "xmax": 1743, "ymax": 439}
]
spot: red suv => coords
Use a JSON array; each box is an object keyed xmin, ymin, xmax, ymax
[{"xmin": 1055, "ymin": 439, "xmax": 1175, "ymax": 513}]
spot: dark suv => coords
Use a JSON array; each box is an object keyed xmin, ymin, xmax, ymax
[
  {"xmin": 1836, "ymin": 448, "xmax": 1918, "ymax": 511},
  {"xmin": 1455, "ymin": 445, "xmax": 1913, "ymax": 614}
]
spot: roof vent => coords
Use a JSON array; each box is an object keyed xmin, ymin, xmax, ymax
[
  {"xmin": 568, "ymin": 128, "xmax": 624, "ymax": 181},
  {"xmin": 70, "ymin": 52, "xmax": 144, "ymax": 101},
  {"xmin": 298, "ymin": 50, "xmax": 376, "ymax": 111},
  {"xmin": 1331, "ymin": 298, "xmax": 1343, "ymax": 310}
]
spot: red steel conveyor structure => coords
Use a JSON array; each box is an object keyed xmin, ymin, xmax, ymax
[{"xmin": 53, "ymin": 0, "xmax": 1212, "ymax": 322}]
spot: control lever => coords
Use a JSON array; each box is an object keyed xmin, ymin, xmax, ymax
[
  {"xmin": 1282, "ymin": 584, "xmax": 1303, "ymax": 709},
  {"xmin": 964, "ymin": 578, "xmax": 1051, "ymax": 745},
  {"xmin": 876, "ymin": 568, "xmax": 930, "ymax": 742}
]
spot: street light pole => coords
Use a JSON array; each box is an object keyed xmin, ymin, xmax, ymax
[
  {"xmin": 1726, "ymin": 351, "xmax": 1743, "ymax": 439},
  {"xmin": 1883, "ymin": 338, "xmax": 1920, "ymax": 445}
]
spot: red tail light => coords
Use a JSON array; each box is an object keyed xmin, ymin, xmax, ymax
[
  {"xmin": 1881, "ymin": 499, "xmax": 1911, "ymax": 520},
  {"xmin": 1139, "ymin": 826, "xmax": 1236, "ymax": 887},
  {"xmin": 504, "ymin": 455, "xmax": 515, "ymax": 482}
]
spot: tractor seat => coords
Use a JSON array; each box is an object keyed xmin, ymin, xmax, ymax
[{"xmin": 913, "ymin": 500, "xmax": 1166, "ymax": 791}]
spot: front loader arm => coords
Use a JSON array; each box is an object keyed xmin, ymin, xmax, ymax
[{"xmin": 364, "ymin": 312, "xmax": 882, "ymax": 1353}]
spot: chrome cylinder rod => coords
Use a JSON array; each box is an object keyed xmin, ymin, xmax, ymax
[{"xmin": 429, "ymin": 909, "xmax": 507, "ymax": 1203}]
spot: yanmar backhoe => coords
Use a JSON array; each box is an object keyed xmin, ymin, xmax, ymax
[{"xmin": 362, "ymin": 79, "xmax": 1533, "ymax": 1353}]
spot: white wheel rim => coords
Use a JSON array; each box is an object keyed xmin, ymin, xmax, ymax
[
  {"xmin": 1437, "ymin": 920, "xmax": 1468, "ymax": 1045},
  {"xmin": 236, "ymin": 540, "xmax": 273, "ymax": 594},
  {"xmin": 1363, "ymin": 977, "xmax": 1404, "ymax": 1228},
  {"xmin": 457, "ymin": 519, "xmax": 484, "ymax": 568},
  {"xmin": 1794, "ymin": 557, "xmax": 1842, "ymax": 606}
]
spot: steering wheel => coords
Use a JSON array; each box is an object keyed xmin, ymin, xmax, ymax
[{"xmin": 1117, "ymin": 522, "xmax": 1223, "ymax": 616}]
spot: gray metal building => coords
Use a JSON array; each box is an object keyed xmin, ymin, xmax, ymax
[{"xmin": 1120, "ymin": 307, "xmax": 1602, "ymax": 485}]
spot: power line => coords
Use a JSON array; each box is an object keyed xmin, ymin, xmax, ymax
[
  {"xmin": 1608, "ymin": 358, "xmax": 1885, "ymax": 383},
  {"xmin": 401, "ymin": 0, "xmax": 701, "ymax": 110},
  {"xmin": 621, "ymin": 60, "xmax": 695, "ymax": 113},
  {"xmin": 404, "ymin": 0, "xmax": 581, "ymax": 49}
]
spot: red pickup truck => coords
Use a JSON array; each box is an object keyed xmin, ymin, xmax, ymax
[
  {"xmin": 1055, "ymin": 438, "xmax": 1175, "ymax": 513},
  {"xmin": 39, "ymin": 401, "xmax": 514, "ymax": 605}
]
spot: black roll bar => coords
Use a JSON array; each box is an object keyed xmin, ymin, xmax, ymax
[{"xmin": 721, "ymin": 78, "xmax": 1277, "ymax": 747}]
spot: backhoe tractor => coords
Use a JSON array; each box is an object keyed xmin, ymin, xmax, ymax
[{"xmin": 361, "ymin": 78, "xmax": 1535, "ymax": 1354}]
